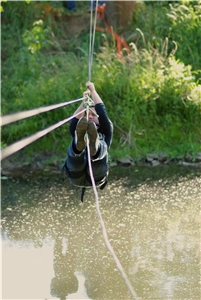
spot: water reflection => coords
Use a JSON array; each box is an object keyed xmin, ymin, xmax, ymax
[
  {"xmin": 51, "ymin": 237, "xmax": 78, "ymax": 299},
  {"xmin": 1, "ymin": 166, "xmax": 200, "ymax": 299}
]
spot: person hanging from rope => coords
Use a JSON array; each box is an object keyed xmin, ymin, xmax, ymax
[{"xmin": 63, "ymin": 81, "xmax": 113, "ymax": 201}]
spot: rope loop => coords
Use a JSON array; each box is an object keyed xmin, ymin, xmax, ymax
[
  {"xmin": 82, "ymin": 94, "xmax": 94, "ymax": 108},
  {"xmin": 82, "ymin": 94, "xmax": 98, "ymax": 121}
]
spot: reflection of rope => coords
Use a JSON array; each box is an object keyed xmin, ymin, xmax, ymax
[
  {"xmin": 1, "ymin": 109, "xmax": 86, "ymax": 161},
  {"xmin": 0, "ymin": 97, "xmax": 84, "ymax": 126}
]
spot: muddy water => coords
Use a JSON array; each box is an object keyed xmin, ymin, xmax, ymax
[{"xmin": 1, "ymin": 165, "xmax": 200, "ymax": 300}]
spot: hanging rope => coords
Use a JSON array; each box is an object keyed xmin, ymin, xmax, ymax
[
  {"xmin": 86, "ymin": 4, "xmax": 139, "ymax": 297},
  {"xmin": 86, "ymin": 139, "xmax": 139, "ymax": 300},
  {"xmin": 0, "ymin": 97, "xmax": 84, "ymax": 127},
  {"xmin": 0, "ymin": 109, "xmax": 86, "ymax": 161},
  {"xmin": 88, "ymin": 0, "xmax": 99, "ymax": 81},
  {"xmin": 83, "ymin": 94, "xmax": 138, "ymax": 299}
]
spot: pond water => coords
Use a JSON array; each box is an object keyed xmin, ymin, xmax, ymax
[{"xmin": 1, "ymin": 165, "xmax": 200, "ymax": 300}]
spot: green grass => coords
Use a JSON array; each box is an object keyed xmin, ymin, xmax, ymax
[{"xmin": 1, "ymin": 1, "xmax": 201, "ymax": 162}]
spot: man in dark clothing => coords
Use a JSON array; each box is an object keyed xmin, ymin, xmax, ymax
[{"xmin": 63, "ymin": 81, "xmax": 113, "ymax": 193}]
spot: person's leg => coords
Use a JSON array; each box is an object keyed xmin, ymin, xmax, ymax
[
  {"xmin": 64, "ymin": 139, "xmax": 108, "ymax": 186},
  {"xmin": 66, "ymin": 140, "xmax": 86, "ymax": 172},
  {"xmin": 91, "ymin": 155, "xmax": 108, "ymax": 182},
  {"xmin": 86, "ymin": 120, "xmax": 109, "ymax": 181},
  {"xmin": 63, "ymin": 117, "xmax": 88, "ymax": 186},
  {"xmin": 91, "ymin": 0, "xmax": 105, "ymax": 9},
  {"xmin": 64, "ymin": 140, "xmax": 88, "ymax": 186},
  {"xmin": 99, "ymin": 1, "xmax": 105, "ymax": 6},
  {"xmin": 66, "ymin": 1, "xmax": 76, "ymax": 12},
  {"xmin": 87, "ymin": 140, "xmax": 109, "ymax": 182}
]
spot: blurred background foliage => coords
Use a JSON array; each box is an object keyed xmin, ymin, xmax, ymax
[{"xmin": 1, "ymin": 0, "xmax": 201, "ymax": 161}]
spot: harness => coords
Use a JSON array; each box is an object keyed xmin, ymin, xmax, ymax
[{"xmin": 63, "ymin": 164, "xmax": 108, "ymax": 202}]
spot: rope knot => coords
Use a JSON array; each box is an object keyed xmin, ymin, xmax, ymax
[{"xmin": 82, "ymin": 94, "xmax": 94, "ymax": 108}]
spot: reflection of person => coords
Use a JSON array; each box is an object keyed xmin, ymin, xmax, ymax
[
  {"xmin": 51, "ymin": 237, "xmax": 78, "ymax": 298},
  {"xmin": 63, "ymin": 81, "xmax": 113, "ymax": 198}
]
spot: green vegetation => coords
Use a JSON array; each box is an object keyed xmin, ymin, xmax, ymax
[{"xmin": 1, "ymin": 1, "xmax": 201, "ymax": 162}]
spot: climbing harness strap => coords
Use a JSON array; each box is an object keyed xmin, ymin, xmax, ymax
[
  {"xmin": 81, "ymin": 187, "xmax": 86, "ymax": 202},
  {"xmin": 63, "ymin": 164, "xmax": 86, "ymax": 179},
  {"xmin": 63, "ymin": 161, "xmax": 108, "ymax": 202}
]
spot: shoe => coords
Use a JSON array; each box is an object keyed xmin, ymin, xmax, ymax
[
  {"xmin": 75, "ymin": 117, "xmax": 88, "ymax": 152},
  {"xmin": 87, "ymin": 121, "xmax": 99, "ymax": 156}
]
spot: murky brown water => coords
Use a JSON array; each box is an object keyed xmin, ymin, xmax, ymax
[{"xmin": 1, "ymin": 165, "xmax": 200, "ymax": 300}]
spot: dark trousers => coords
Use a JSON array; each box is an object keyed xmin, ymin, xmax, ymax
[
  {"xmin": 65, "ymin": 1, "xmax": 106, "ymax": 12},
  {"xmin": 65, "ymin": 1, "xmax": 76, "ymax": 12},
  {"xmin": 65, "ymin": 138, "xmax": 108, "ymax": 187}
]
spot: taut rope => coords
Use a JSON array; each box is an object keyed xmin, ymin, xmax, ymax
[
  {"xmin": 0, "ymin": 97, "xmax": 84, "ymax": 126},
  {"xmin": 1, "ymin": 108, "xmax": 86, "ymax": 161},
  {"xmin": 88, "ymin": 0, "xmax": 99, "ymax": 81}
]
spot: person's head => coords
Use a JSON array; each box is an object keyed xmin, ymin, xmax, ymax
[{"xmin": 85, "ymin": 107, "xmax": 99, "ymax": 124}]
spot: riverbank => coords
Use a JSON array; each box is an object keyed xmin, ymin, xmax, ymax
[{"xmin": 1, "ymin": 151, "xmax": 201, "ymax": 178}]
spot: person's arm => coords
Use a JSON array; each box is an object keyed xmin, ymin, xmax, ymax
[
  {"xmin": 95, "ymin": 103, "xmax": 113, "ymax": 149},
  {"xmin": 86, "ymin": 81, "xmax": 103, "ymax": 105},
  {"xmin": 73, "ymin": 81, "xmax": 103, "ymax": 119},
  {"xmin": 69, "ymin": 117, "xmax": 78, "ymax": 137},
  {"xmin": 72, "ymin": 103, "xmax": 86, "ymax": 119},
  {"xmin": 86, "ymin": 81, "xmax": 113, "ymax": 148}
]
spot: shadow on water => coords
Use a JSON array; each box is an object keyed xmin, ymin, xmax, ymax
[{"xmin": 1, "ymin": 165, "xmax": 201, "ymax": 300}]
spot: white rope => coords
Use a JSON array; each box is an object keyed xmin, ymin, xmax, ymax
[
  {"xmin": 88, "ymin": 0, "xmax": 93, "ymax": 80},
  {"xmin": 84, "ymin": 100, "xmax": 138, "ymax": 299},
  {"xmin": 0, "ymin": 109, "xmax": 86, "ymax": 161},
  {"xmin": 86, "ymin": 10, "xmax": 139, "ymax": 290},
  {"xmin": 0, "ymin": 97, "xmax": 84, "ymax": 126},
  {"xmin": 86, "ymin": 138, "xmax": 139, "ymax": 300},
  {"xmin": 86, "ymin": 5, "xmax": 139, "ymax": 298},
  {"xmin": 88, "ymin": 0, "xmax": 99, "ymax": 81}
]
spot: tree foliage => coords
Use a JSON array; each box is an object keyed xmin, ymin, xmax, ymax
[{"xmin": 1, "ymin": 1, "xmax": 201, "ymax": 159}]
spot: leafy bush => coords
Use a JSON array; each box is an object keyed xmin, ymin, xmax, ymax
[
  {"xmin": 131, "ymin": 1, "xmax": 201, "ymax": 78},
  {"xmin": 167, "ymin": 1, "xmax": 201, "ymax": 78},
  {"xmin": 1, "ymin": 1, "xmax": 201, "ymax": 160},
  {"xmin": 93, "ymin": 42, "xmax": 201, "ymax": 158}
]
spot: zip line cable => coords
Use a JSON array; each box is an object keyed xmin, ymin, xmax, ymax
[
  {"xmin": 0, "ymin": 97, "xmax": 84, "ymax": 127},
  {"xmin": 0, "ymin": 109, "xmax": 86, "ymax": 161},
  {"xmin": 88, "ymin": 0, "xmax": 99, "ymax": 81},
  {"xmin": 88, "ymin": 0, "xmax": 93, "ymax": 81}
]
